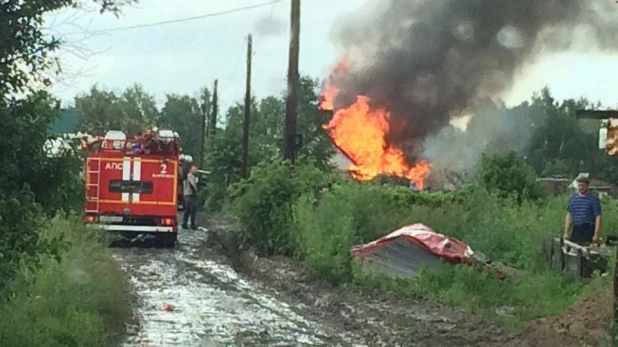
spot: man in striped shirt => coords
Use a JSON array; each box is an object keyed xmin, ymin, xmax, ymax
[{"xmin": 563, "ymin": 175, "xmax": 602, "ymax": 245}]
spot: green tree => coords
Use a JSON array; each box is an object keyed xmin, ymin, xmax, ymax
[
  {"xmin": 477, "ymin": 150, "xmax": 545, "ymax": 202},
  {"xmin": 76, "ymin": 83, "xmax": 157, "ymax": 135},
  {"xmin": 206, "ymin": 99, "xmax": 259, "ymax": 174},
  {"xmin": 199, "ymin": 101, "xmax": 253, "ymax": 210},
  {"xmin": 159, "ymin": 93, "xmax": 206, "ymax": 159},
  {"xmin": 0, "ymin": 0, "xmax": 134, "ymax": 291},
  {"xmin": 75, "ymin": 85, "xmax": 124, "ymax": 134},
  {"xmin": 0, "ymin": 0, "xmax": 135, "ymax": 100},
  {"xmin": 541, "ymin": 159, "xmax": 570, "ymax": 177},
  {"xmin": 294, "ymin": 76, "xmax": 336, "ymax": 169},
  {"xmin": 523, "ymin": 88, "xmax": 608, "ymax": 179},
  {"xmin": 255, "ymin": 96, "xmax": 284, "ymax": 140},
  {"xmin": 200, "ymin": 75, "xmax": 338, "ymax": 211},
  {"xmin": 119, "ymin": 83, "xmax": 159, "ymax": 134},
  {"xmin": 212, "ymin": 75, "xmax": 336, "ymax": 174}
]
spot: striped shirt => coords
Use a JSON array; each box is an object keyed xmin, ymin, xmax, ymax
[{"xmin": 567, "ymin": 193, "xmax": 601, "ymax": 225}]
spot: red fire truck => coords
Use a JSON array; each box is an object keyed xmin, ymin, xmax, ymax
[{"xmin": 82, "ymin": 128, "xmax": 181, "ymax": 247}]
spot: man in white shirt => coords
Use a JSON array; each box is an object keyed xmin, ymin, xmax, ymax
[{"xmin": 182, "ymin": 165, "xmax": 199, "ymax": 230}]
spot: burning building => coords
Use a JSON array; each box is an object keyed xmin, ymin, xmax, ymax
[{"xmin": 319, "ymin": 0, "xmax": 618, "ymax": 189}]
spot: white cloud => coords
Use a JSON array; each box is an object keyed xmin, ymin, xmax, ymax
[{"xmin": 505, "ymin": 53, "xmax": 618, "ymax": 107}]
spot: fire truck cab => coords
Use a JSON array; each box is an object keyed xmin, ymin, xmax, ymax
[{"xmin": 83, "ymin": 128, "xmax": 180, "ymax": 247}]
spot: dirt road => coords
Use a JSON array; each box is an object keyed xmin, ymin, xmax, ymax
[
  {"xmin": 113, "ymin": 217, "xmax": 507, "ymax": 347},
  {"xmin": 115, "ymin": 228, "xmax": 365, "ymax": 346}
]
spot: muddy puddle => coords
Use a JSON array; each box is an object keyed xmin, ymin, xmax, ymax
[{"xmin": 114, "ymin": 227, "xmax": 365, "ymax": 347}]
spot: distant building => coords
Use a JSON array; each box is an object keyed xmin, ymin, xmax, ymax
[
  {"xmin": 567, "ymin": 173, "xmax": 618, "ymax": 199},
  {"xmin": 47, "ymin": 108, "xmax": 84, "ymax": 136},
  {"xmin": 328, "ymin": 148, "xmax": 354, "ymax": 180},
  {"xmin": 329, "ymin": 148, "xmax": 352, "ymax": 172},
  {"xmin": 537, "ymin": 176, "xmax": 570, "ymax": 196}
]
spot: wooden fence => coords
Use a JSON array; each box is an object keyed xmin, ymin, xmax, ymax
[{"xmin": 543, "ymin": 238, "xmax": 612, "ymax": 281}]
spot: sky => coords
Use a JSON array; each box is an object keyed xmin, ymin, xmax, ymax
[{"xmin": 44, "ymin": 0, "xmax": 618, "ymax": 113}]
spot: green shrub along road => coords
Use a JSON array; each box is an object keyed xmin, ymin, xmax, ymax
[
  {"xmin": 226, "ymin": 154, "xmax": 613, "ymax": 332},
  {"xmin": 0, "ymin": 2, "xmax": 137, "ymax": 346},
  {"xmin": 0, "ymin": 217, "xmax": 133, "ymax": 347}
]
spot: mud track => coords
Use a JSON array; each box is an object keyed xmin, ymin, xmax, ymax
[{"xmin": 114, "ymin": 215, "xmax": 508, "ymax": 347}]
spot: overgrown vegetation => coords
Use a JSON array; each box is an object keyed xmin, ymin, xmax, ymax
[
  {"xmin": 0, "ymin": 217, "xmax": 132, "ymax": 347},
  {"xmin": 228, "ymin": 156, "xmax": 338, "ymax": 255},
  {"xmin": 0, "ymin": 1, "xmax": 136, "ymax": 345},
  {"xmin": 226, "ymin": 154, "xmax": 614, "ymax": 331}
]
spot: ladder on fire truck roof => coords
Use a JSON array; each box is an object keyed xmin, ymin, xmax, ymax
[{"xmin": 85, "ymin": 157, "xmax": 101, "ymax": 214}]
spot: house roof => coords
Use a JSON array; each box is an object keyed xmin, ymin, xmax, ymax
[
  {"xmin": 48, "ymin": 108, "xmax": 84, "ymax": 136},
  {"xmin": 568, "ymin": 173, "xmax": 615, "ymax": 190},
  {"xmin": 329, "ymin": 148, "xmax": 353, "ymax": 171},
  {"xmin": 537, "ymin": 177, "xmax": 570, "ymax": 182},
  {"xmin": 588, "ymin": 179, "xmax": 614, "ymax": 189}
]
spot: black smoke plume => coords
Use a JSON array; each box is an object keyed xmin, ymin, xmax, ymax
[{"xmin": 325, "ymin": 0, "xmax": 618, "ymax": 171}]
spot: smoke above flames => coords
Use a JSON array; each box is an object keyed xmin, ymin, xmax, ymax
[{"xmin": 322, "ymin": 0, "xmax": 618, "ymax": 185}]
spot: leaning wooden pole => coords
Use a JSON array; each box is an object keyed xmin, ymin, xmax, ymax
[
  {"xmin": 199, "ymin": 100, "xmax": 207, "ymax": 169},
  {"xmin": 209, "ymin": 79, "xmax": 218, "ymax": 140},
  {"xmin": 283, "ymin": 0, "xmax": 300, "ymax": 162},
  {"xmin": 241, "ymin": 34, "xmax": 252, "ymax": 179}
]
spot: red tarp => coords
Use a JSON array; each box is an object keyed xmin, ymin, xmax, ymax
[{"xmin": 351, "ymin": 223, "xmax": 474, "ymax": 265}]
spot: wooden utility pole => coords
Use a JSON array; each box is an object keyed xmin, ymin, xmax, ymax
[
  {"xmin": 283, "ymin": 0, "xmax": 300, "ymax": 162},
  {"xmin": 199, "ymin": 98, "xmax": 207, "ymax": 168},
  {"xmin": 241, "ymin": 34, "xmax": 252, "ymax": 179},
  {"xmin": 209, "ymin": 79, "xmax": 218, "ymax": 140}
]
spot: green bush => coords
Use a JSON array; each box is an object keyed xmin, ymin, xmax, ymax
[
  {"xmin": 477, "ymin": 150, "xmax": 546, "ymax": 203},
  {"xmin": 228, "ymin": 157, "xmax": 334, "ymax": 255},
  {"xmin": 200, "ymin": 175, "xmax": 230, "ymax": 213},
  {"xmin": 0, "ymin": 217, "xmax": 132, "ymax": 347},
  {"xmin": 0, "ymin": 92, "xmax": 85, "ymax": 291},
  {"xmin": 290, "ymin": 181, "xmax": 470, "ymax": 284},
  {"xmin": 0, "ymin": 189, "xmax": 46, "ymax": 292},
  {"xmin": 293, "ymin": 193, "xmax": 356, "ymax": 284}
]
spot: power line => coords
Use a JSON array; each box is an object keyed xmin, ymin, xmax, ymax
[{"xmin": 57, "ymin": 0, "xmax": 285, "ymax": 35}]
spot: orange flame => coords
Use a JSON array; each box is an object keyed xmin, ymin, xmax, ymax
[
  {"xmin": 323, "ymin": 96, "xmax": 431, "ymax": 189},
  {"xmin": 319, "ymin": 86, "xmax": 338, "ymax": 111},
  {"xmin": 319, "ymin": 57, "xmax": 350, "ymax": 112},
  {"xmin": 320, "ymin": 58, "xmax": 431, "ymax": 189}
]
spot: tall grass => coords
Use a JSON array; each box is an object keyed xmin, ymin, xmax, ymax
[
  {"xmin": 292, "ymin": 183, "xmax": 612, "ymax": 330},
  {"xmin": 0, "ymin": 217, "xmax": 132, "ymax": 347},
  {"xmin": 228, "ymin": 160, "xmax": 615, "ymax": 331}
]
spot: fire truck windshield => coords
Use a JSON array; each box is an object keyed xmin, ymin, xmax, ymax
[{"xmin": 109, "ymin": 180, "xmax": 153, "ymax": 194}]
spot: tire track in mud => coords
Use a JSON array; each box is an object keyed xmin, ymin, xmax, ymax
[{"xmin": 114, "ymin": 227, "xmax": 366, "ymax": 347}]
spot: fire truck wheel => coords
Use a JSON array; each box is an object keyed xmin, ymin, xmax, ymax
[{"xmin": 155, "ymin": 233, "xmax": 177, "ymax": 248}]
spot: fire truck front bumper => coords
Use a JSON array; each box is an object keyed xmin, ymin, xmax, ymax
[{"xmin": 90, "ymin": 224, "xmax": 176, "ymax": 233}]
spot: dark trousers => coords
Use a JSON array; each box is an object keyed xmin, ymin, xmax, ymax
[
  {"xmin": 182, "ymin": 195, "xmax": 197, "ymax": 228},
  {"xmin": 570, "ymin": 223, "xmax": 595, "ymax": 244}
]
